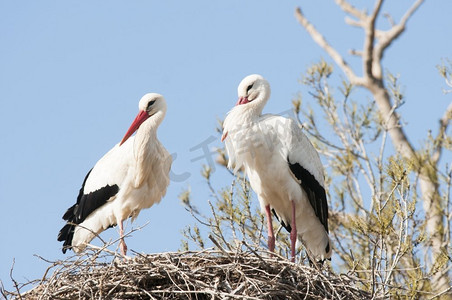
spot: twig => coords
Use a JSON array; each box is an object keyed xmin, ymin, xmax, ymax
[{"xmin": 9, "ymin": 259, "xmax": 23, "ymax": 300}]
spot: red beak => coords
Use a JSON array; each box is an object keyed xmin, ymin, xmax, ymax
[
  {"xmin": 119, "ymin": 110, "xmax": 150, "ymax": 146},
  {"xmin": 221, "ymin": 131, "xmax": 228, "ymax": 142},
  {"xmin": 235, "ymin": 96, "xmax": 249, "ymax": 106}
]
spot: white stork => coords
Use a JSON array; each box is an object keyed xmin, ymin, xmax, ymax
[
  {"xmin": 58, "ymin": 93, "xmax": 172, "ymax": 256},
  {"xmin": 221, "ymin": 74, "xmax": 331, "ymax": 263}
]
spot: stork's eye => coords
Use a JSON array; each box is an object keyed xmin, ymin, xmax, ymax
[
  {"xmin": 246, "ymin": 84, "xmax": 253, "ymax": 93},
  {"xmin": 146, "ymin": 100, "xmax": 156, "ymax": 110}
]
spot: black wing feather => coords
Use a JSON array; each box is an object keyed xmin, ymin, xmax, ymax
[
  {"xmin": 272, "ymin": 208, "xmax": 292, "ymax": 233},
  {"xmin": 57, "ymin": 168, "xmax": 119, "ymax": 253},
  {"xmin": 287, "ymin": 159, "xmax": 329, "ymax": 234}
]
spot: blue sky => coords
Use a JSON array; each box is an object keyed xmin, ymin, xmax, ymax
[{"xmin": 1, "ymin": 1, "xmax": 450, "ymax": 292}]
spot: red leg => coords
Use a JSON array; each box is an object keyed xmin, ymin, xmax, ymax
[
  {"xmin": 290, "ymin": 200, "xmax": 297, "ymax": 262},
  {"xmin": 118, "ymin": 220, "xmax": 128, "ymax": 256},
  {"xmin": 265, "ymin": 205, "xmax": 275, "ymax": 253}
]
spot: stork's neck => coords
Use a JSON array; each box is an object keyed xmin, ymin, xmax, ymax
[
  {"xmin": 131, "ymin": 111, "xmax": 166, "ymax": 187},
  {"xmin": 237, "ymin": 90, "xmax": 269, "ymax": 123},
  {"xmin": 133, "ymin": 111, "xmax": 165, "ymax": 160},
  {"xmin": 230, "ymin": 103, "xmax": 265, "ymax": 126}
]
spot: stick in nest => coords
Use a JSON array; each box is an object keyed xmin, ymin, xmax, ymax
[{"xmin": 10, "ymin": 247, "xmax": 373, "ymax": 300}]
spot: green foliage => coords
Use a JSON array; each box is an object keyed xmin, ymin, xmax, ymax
[{"xmin": 437, "ymin": 58, "xmax": 452, "ymax": 95}]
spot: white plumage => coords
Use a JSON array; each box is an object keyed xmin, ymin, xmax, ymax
[
  {"xmin": 222, "ymin": 74, "xmax": 331, "ymax": 262},
  {"xmin": 58, "ymin": 93, "xmax": 172, "ymax": 256}
]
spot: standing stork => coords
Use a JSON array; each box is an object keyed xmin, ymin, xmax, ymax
[
  {"xmin": 57, "ymin": 93, "xmax": 172, "ymax": 256},
  {"xmin": 222, "ymin": 74, "xmax": 331, "ymax": 263}
]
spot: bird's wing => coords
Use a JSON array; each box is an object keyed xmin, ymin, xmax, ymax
[
  {"xmin": 83, "ymin": 141, "xmax": 133, "ymax": 193},
  {"xmin": 62, "ymin": 141, "xmax": 134, "ymax": 224},
  {"xmin": 58, "ymin": 141, "xmax": 134, "ymax": 252},
  {"xmin": 281, "ymin": 118, "xmax": 329, "ymax": 233}
]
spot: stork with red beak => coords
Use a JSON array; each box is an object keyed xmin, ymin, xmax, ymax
[
  {"xmin": 58, "ymin": 93, "xmax": 172, "ymax": 256},
  {"xmin": 222, "ymin": 74, "xmax": 331, "ymax": 263}
]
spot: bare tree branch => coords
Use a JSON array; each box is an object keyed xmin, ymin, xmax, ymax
[
  {"xmin": 345, "ymin": 17, "xmax": 363, "ymax": 28},
  {"xmin": 335, "ymin": 0, "xmax": 366, "ymax": 20},
  {"xmin": 349, "ymin": 49, "xmax": 363, "ymax": 57},
  {"xmin": 373, "ymin": 0, "xmax": 425, "ymax": 78},
  {"xmin": 363, "ymin": 0, "xmax": 383, "ymax": 80},
  {"xmin": 294, "ymin": 7, "xmax": 365, "ymax": 86},
  {"xmin": 399, "ymin": 0, "xmax": 425, "ymax": 29},
  {"xmin": 383, "ymin": 13, "xmax": 396, "ymax": 27}
]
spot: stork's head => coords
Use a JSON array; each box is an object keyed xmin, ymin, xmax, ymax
[
  {"xmin": 120, "ymin": 93, "xmax": 166, "ymax": 146},
  {"xmin": 236, "ymin": 74, "xmax": 271, "ymax": 110},
  {"xmin": 221, "ymin": 74, "xmax": 271, "ymax": 142}
]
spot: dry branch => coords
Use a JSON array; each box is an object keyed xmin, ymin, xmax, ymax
[{"xmin": 6, "ymin": 248, "xmax": 372, "ymax": 300}]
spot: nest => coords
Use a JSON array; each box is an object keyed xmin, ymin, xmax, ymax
[{"xmin": 9, "ymin": 248, "xmax": 372, "ymax": 299}]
